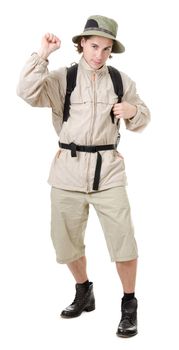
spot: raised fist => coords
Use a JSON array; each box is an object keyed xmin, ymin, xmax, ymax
[{"xmin": 38, "ymin": 33, "xmax": 61, "ymax": 59}]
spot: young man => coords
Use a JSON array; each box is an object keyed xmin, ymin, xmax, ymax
[{"xmin": 17, "ymin": 15, "xmax": 150, "ymax": 338}]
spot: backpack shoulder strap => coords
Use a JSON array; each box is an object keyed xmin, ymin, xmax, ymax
[
  {"xmin": 63, "ymin": 64, "xmax": 123, "ymax": 124},
  {"xmin": 63, "ymin": 63, "xmax": 78, "ymax": 122},
  {"xmin": 108, "ymin": 65, "xmax": 123, "ymax": 102},
  {"xmin": 108, "ymin": 65, "xmax": 123, "ymax": 124}
]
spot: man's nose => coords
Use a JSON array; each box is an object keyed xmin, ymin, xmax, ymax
[{"xmin": 96, "ymin": 51, "xmax": 103, "ymax": 59}]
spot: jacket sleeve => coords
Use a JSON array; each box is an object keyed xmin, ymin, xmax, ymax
[
  {"xmin": 16, "ymin": 53, "xmax": 67, "ymax": 135},
  {"xmin": 121, "ymin": 72, "xmax": 151, "ymax": 132}
]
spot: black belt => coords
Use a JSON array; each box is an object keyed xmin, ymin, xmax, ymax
[{"xmin": 58, "ymin": 141, "xmax": 115, "ymax": 191}]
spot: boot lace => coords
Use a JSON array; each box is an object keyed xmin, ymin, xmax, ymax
[{"xmin": 71, "ymin": 288, "xmax": 85, "ymax": 305}]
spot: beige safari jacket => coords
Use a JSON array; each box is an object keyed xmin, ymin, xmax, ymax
[{"xmin": 17, "ymin": 53, "xmax": 150, "ymax": 193}]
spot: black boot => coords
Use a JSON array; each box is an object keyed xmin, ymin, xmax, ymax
[
  {"xmin": 116, "ymin": 298, "xmax": 138, "ymax": 338},
  {"xmin": 61, "ymin": 282, "xmax": 95, "ymax": 318}
]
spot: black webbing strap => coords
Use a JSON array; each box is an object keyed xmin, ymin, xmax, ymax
[
  {"xmin": 58, "ymin": 141, "xmax": 115, "ymax": 190},
  {"xmin": 108, "ymin": 65, "xmax": 123, "ymax": 124},
  {"xmin": 93, "ymin": 152, "xmax": 102, "ymax": 191},
  {"xmin": 63, "ymin": 64, "xmax": 78, "ymax": 122}
]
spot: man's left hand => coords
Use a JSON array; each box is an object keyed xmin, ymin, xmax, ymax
[{"xmin": 112, "ymin": 102, "xmax": 137, "ymax": 120}]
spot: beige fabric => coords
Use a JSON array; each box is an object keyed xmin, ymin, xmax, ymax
[
  {"xmin": 17, "ymin": 53, "xmax": 150, "ymax": 193},
  {"xmin": 50, "ymin": 186, "xmax": 138, "ymax": 263}
]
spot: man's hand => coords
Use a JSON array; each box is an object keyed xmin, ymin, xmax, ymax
[
  {"xmin": 38, "ymin": 33, "xmax": 61, "ymax": 60},
  {"xmin": 112, "ymin": 101, "xmax": 137, "ymax": 120}
]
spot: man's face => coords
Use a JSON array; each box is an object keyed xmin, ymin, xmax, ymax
[{"xmin": 81, "ymin": 36, "xmax": 113, "ymax": 70}]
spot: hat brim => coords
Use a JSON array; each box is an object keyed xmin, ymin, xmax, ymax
[{"xmin": 72, "ymin": 30, "xmax": 125, "ymax": 53}]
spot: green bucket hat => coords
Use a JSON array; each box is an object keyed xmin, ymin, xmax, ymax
[{"xmin": 72, "ymin": 15, "xmax": 125, "ymax": 53}]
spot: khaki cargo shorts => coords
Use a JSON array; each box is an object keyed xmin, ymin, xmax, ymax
[{"xmin": 50, "ymin": 186, "xmax": 138, "ymax": 263}]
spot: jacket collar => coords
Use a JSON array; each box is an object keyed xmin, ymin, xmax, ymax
[{"xmin": 79, "ymin": 56, "xmax": 108, "ymax": 74}]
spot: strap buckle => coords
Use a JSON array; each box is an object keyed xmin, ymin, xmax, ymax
[{"xmin": 69, "ymin": 142, "xmax": 77, "ymax": 157}]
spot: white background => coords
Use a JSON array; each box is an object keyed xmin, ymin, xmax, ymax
[{"xmin": 0, "ymin": 0, "xmax": 179, "ymax": 349}]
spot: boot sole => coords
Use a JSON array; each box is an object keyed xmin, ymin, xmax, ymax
[
  {"xmin": 116, "ymin": 331, "xmax": 138, "ymax": 338},
  {"xmin": 84, "ymin": 304, "xmax": 95, "ymax": 312},
  {"xmin": 61, "ymin": 304, "xmax": 95, "ymax": 318}
]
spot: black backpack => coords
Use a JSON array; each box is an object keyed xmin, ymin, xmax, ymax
[{"xmin": 63, "ymin": 64, "xmax": 123, "ymax": 124}]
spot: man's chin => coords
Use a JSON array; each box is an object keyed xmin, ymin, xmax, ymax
[{"xmin": 92, "ymin": 63, "xmax": 103, "ymax": 70}]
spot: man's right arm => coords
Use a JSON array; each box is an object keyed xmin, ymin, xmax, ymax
[{"xmin": 16, "ymin": 33, "xmax": 62, "ymax": 108}]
